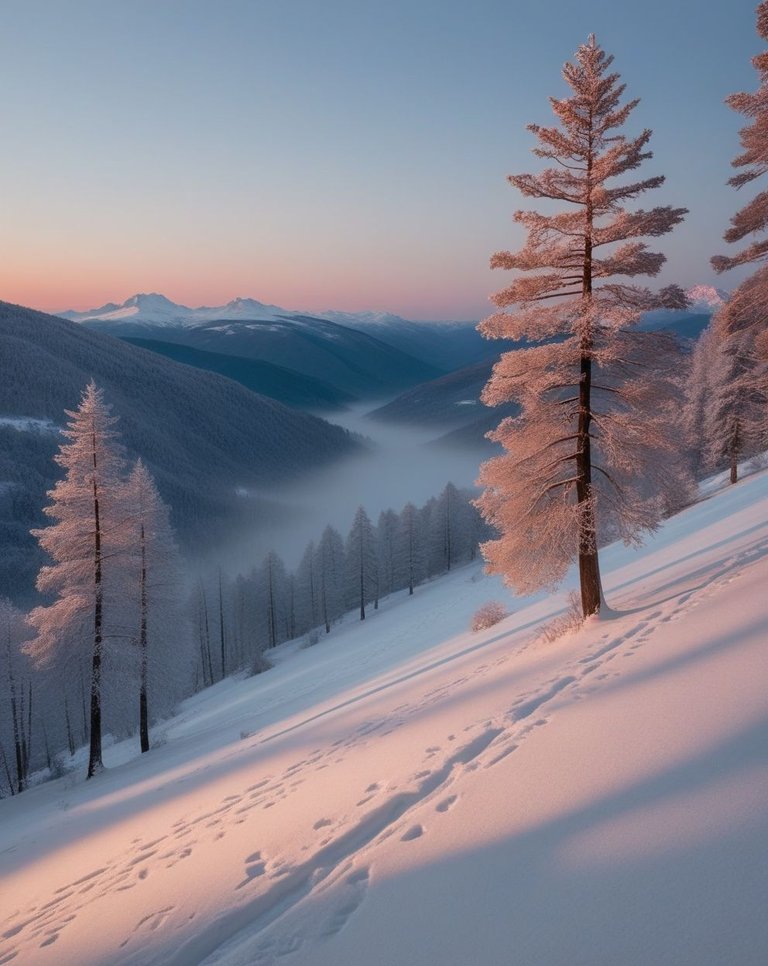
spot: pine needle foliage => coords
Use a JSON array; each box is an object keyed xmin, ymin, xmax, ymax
[{"xmin": 476, "ymin": 36, "xmax": 687, "ymax": 617}]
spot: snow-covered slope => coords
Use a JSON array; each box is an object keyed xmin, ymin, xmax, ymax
[{"xmin": 2, "ymin": 469, "xmax": 768, "ymax": 964}]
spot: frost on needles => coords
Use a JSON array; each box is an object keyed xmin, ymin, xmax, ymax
[{"xmin": 475, "ymin": 35, "xmax": 690, "ymax": 618}]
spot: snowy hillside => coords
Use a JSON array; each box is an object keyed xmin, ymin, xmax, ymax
[
  {"xmin": 2, "ymin": 468, "xmax": 768, "ymax": 964},
  {"xmin": 0, "ymin": 301, "xmax": 360, "ymax": 600}
]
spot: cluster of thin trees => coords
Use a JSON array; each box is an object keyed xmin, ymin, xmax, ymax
[
  {"xmin": 0, "ymin": 381, "xmax": 486, "ymax": 796},
  {"xmin": 475, "ymin": 9, "xmax": 768, "ymax": 619},
  {"xmin": 1, "ymin": 383, "xmax": 190, "ymax": 793},
  {"xmin": 194, "ymin": 482, "xmax": 487, "ymax": 688}
]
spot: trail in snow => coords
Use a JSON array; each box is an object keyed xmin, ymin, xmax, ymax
[{"xmin": 1, "ymin": 469, "xmax": 768, "ymax": 965}]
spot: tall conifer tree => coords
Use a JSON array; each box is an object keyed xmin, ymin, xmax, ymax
[
  {"xmin": 27, "ymin": 382, "xmax": 125, "ymax": 777},
  {"xmin": 476, "ymin": 36, "xmax": 687, "ymax": 616}
]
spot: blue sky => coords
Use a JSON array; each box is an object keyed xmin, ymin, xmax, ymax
[{"xmin": 0, "ymin": 0, "xmax": 759, "ymax": 318}]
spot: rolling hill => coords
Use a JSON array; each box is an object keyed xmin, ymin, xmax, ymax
[
  {"xmin": 120, "ymin": 338, "xmax": 354, "ymax": 412},
  {"xmin": 62, "ymin": 295, "xmax": 444, "ymax": 398},
  {"xmin": 0, "ymin": 302, "xmax": 361, "ymax": 601}
]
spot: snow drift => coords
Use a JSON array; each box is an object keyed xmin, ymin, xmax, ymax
[{"xmin": 1, "ymin": 467, "xmax": 767, "ymax": 965}]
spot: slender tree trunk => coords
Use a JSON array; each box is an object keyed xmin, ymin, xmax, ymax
[
  {"xmin": 0, "ymin": 741, "xmax": 14, "ymax": 796},
  {"xmin": 266, "ymin": 561, "xmax": 277, "ymax": 649},
  {"xmin": 41, "ymin": 719, "xmax": 52, "ymax": 772},
  {"xmin": 730, "ymin": 422, "xmax": 740, "ymax": 484},
  {"xmin": 79, "ymin": 669, "xmax": 88, "ymax": 744},
  {"xmin": 139, "ymin": 523, "xmax": 149, "ymax": 754},
  {"xmin": 445, "ymin": 497, "xmax": 452, "ymax": 572},
  {"xmin": 198, "ymin": 583, "xmax": 213, "ymax": 687},
  {"xmin": 63, "ymin": 694, "xmax": 76, "ymax": 756},
  {"xmin": 576, "ymin": 119, "xmax": 604, "ymax": 619},
  {"xmin": 288, "ymin": 576, "xmax": 296, "ymax": 640},
  {"xmin": 7, "ymin": 642, "xmax": 24, "ymax": 793},
  {"xmin": 218, "ymin": 571, "xmax": 227, "ymax": 679},
  {"xmin": 408, "ymin": 527, "xmax": 414, "ymax": 595},
  {"xmin": 23, "ymin": 682, "xmax": 32, "ymax": 782},
  {"xmin": 359, "ymin": 528, "xmax": 366, "ymax": 620},
  {"xmin": 87, "ymin": 458, "xmax": 104, "ymax": 778}
]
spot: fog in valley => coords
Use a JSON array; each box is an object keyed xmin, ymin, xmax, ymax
[{"xmin": 221, "ymin": 403, "xmax": 489, "ymax": 577}]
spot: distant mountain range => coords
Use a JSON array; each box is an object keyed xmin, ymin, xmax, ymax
[
  {"xmin": 0, "ymin": 301, "xmax": 361, "ymax": 601},
  {"xmin": 60, "ymin": 293, "xmax": 293, "ymax": 327},
  {"xmin": 369, "ymin": 285, "xmax": 723, "ymax": 448},
  {"xmin": 61, "ymin": 297, "xmax": 443, "ymax": 398},
  {"xmin": 58, "ymin": 294, "xmax": 517, "ymax": 380}
]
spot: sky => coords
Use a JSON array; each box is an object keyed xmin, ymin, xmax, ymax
[{"xmin": 0, "ymin": 0, "xmax": 760, "ymax": 320}]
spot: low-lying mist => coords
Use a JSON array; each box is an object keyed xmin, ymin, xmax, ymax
[{"xmin": 220, "ymin": 403, "xmax": 489, "ymax": 576}]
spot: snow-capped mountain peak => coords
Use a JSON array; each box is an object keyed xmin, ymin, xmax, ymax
[
  {"xmin": 686, "ymin": 284, "xmax": 729, "ymax": 312},
  {"xmin": 59, "ymin": 293, "xmax": 296, "ymax": 327},
  {"xmin": 60, "ymin": 293, "xmax": 193, "ymax": 326}
]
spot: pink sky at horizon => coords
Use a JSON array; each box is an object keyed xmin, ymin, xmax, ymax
[{"xmin": 0, "ymin": 0, "xmax": 757, "ymax": 324}]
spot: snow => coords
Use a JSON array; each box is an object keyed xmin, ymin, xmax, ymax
[
  {"xmin": 58, "ymin": 294, "xmax": 295, "ymax": 328},
  {"xmin": 686, "ymin": 284, "xmax": 729, "ymax": 313},
  {"xmin": 58, "ymin": 294, "xmax": 471, "ymax": 330},
  {"xmin": 2, "ymin": 471, "xmax": 768, "ymax": 964}
]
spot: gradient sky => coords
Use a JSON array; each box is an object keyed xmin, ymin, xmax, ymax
[{"xmin": 0, "ymin": 0, "xmax": 760, "ymax": 320}]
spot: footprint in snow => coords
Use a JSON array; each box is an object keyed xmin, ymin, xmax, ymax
[
  {"xmin": 237, "ymin": 851, "xmax": 267, "ymax": 889},
  {"xmin": 401, "ymin": 825, "xmax": 424, "ymax": 842}
]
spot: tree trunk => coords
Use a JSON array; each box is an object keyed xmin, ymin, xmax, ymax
[
  {"xmin": 7, "ymin": 642, "xmax": 24, "ymax": 793},
  {"xmin": 63, "ymin": 694, "xmax": 75, "ymax": 757},
  {"xmin": 139, "ymin": 523, "xmax": 149, "ymax": 754},
  {"xmin": 576, "ymin": 118, "xmax": 604, "ymax": 620},
  {"xmin": 359, "ymin": 530, "xmax": 366, "ymax": 620},
  {"xmin": 730, "ymin": 424, "xmax": 740, "ymax": 484},
  {"xmin": 87, "ymin": 465, "xmax": 104, "ymax": 778},
  {"xmin": 218, "ymin": 571, "xmax": 227, "ymax": 678},
  {"xmin": 576, "ymin": 350, "xmax": 602, "ymax": 618}
]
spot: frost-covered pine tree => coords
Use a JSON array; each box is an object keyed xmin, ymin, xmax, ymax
[
  {"xmin": 705, "ymin": 326, "xmax": 766, "ymax": 482},
  {"xmin": 317, "ymin": 525, "xmax": 345, "ymax": 633},
  {"xmin": 476, "ymin": 35, "xmax": 687, "ymax": 617},
  {"xmin": 713, "ymin": 0, "xmax": 768, "ymax": 289},
  {"xmin": 27, "ymin": 382, "xmax": 126, "ymax": 777},
  {"xmin": 345, "ymin": 506, "xmax": 377, "ymax": 621},
  {"xmin": 295, "ymin": 540, "xmax": 319, "ymax": 634},
  {"xmin": 124, "ymin": 459, "xmax": 186, "ymax": 753},
  {"xmin": 683, "ymin": 325, "xmax": 720, "ymax": 476},
  {"xmin": 0, "ymin": 599, "xmax": 33, "ymax": 795},
  {"xmin": 396, "ymin": 502, "xmax": 422, "ymax": 595},
  {"xmin": 259, "ymin": 551, "xmax": 288, "ymax": 649},
  {"xmin": 376, "ymin": 509, "xmax": 400, "ymax": 599}
]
